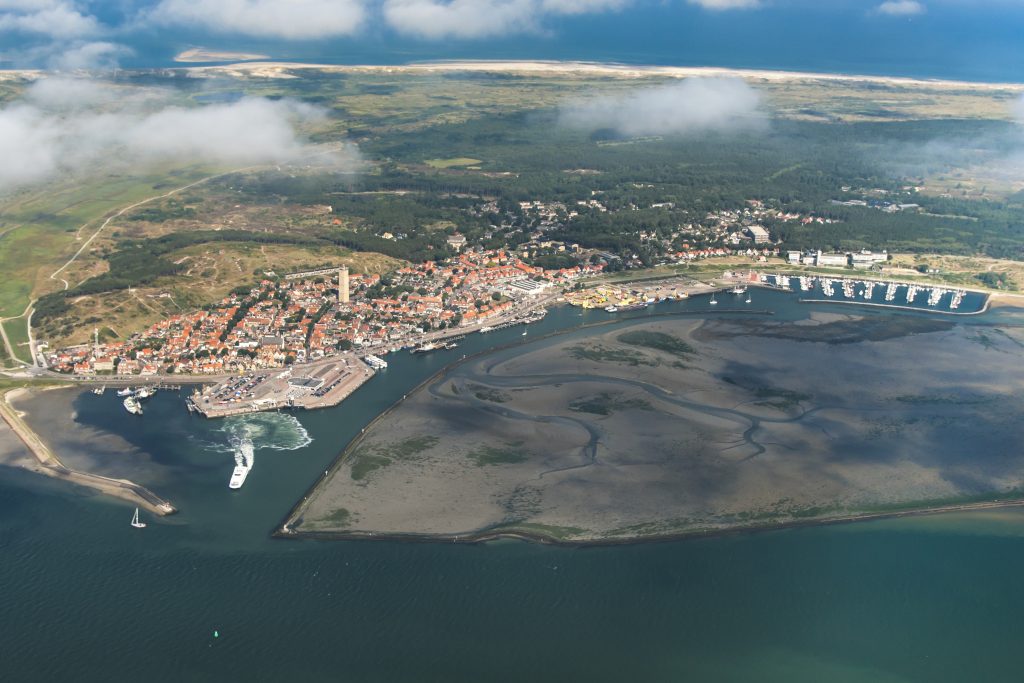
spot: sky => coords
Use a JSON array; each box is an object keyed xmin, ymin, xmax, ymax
[
  {"xmin": 1, "ymin": 1, "xmax": 1023, "ymax": 194},
  {"xmin": 0, "ymin": 1, "xmax": 1022, "ymax": 81}
]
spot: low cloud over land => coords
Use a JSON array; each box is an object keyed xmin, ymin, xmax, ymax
[
  {"xmin": 0, "ymin": 78, "xmax": 357, "ymax": 192},
  {"xmin": 559, "ymin": 77, "xmax": 765, "ymax": 137}
]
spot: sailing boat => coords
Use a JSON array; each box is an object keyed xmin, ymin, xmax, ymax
[
  {"xmin": 745, "ymin": 293, "xmax": 752, "ymax": 304},
  {"xmin": 709, "ymin": 292, "xmax": 718, "ymax": 305},
  {"xmin": 130, "ymin": 507, "xmax": 146, "ymax": 529}
]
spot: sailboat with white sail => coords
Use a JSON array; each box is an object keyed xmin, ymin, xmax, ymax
[{"xmin": 130, "ymin": 507, "xmax": 146, "ymax": 529}]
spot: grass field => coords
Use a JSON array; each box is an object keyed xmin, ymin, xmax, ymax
[
  {"xmin": 39, "ymin": 241, "xmax": 401, "ymax": 349},
  {"xmin": 2, "ymin": 318, "xmax": 32, "ymax": 364},
  {"xmin": 0, "ymin": 167, "xmax": 217, "ymax": 319}
]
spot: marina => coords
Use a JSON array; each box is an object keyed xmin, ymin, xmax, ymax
[{"xmin": 758, "ymin": 274, "xmax": 986, "ymax": 314}]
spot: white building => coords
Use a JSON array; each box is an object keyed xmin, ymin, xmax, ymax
[
  {"xmin": 747, "ymin": 225, "xmax": 770, "ymax": 244},
  {"xmin": 815, "ymin": 251, "xmax": 849, "ymax": 267}
]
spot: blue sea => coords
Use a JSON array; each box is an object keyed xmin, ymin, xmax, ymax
[
  {"xmin": 101, "ymin": 3, "xmax": 1024, "ymax": 83},
  {"xmin": 3, "ymin": 292, "xmax": 1024, "ymax": 681}
]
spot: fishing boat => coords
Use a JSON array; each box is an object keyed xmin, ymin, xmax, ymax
[
  {"xmin": 91, "ymin": 385, "xmax": 105, "ymax": 396},
  {"xmin": 123, "ymin": 396, "xmax": 143, "ymax": 415},
  {"xmin": 130, "ymin": 507, "xmax": 146, "ymax": 529},
  {"xmin": 117, "ymin": 387, "xmax": 134, "ymax": 397},
  {"xmin": 134, "ymin": 386, "xmax": 155, "ymax": 399},
  {"xmin": 410, "ymin": 342, "xmax": 439, "ymax": 354}
]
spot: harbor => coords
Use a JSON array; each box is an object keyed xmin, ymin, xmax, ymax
[
  {"xmin": 0, "ymin": 387, "xmax": 177, "ymax": 516},
  {"xmin": 188, "ymin": 355, "xmax": 375, "ymax": 419},
  {"xmin": 755, "ymin": 273, "xmax": 987, "ymax": 314},
  {"xmin": 563, "ymin": 276, "xmax": 708, "ymax": 311}
]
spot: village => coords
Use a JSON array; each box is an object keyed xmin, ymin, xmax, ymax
[
  {"xmin": 46, "ymin": 247, "xmax": 599, "ymax": 377},
  {"xmin": 47, "ymin": 191, "xmax": 819, "ymax": 378}
]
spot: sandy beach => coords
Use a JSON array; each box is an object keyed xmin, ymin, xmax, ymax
[
  {"xmin": 1, "ymin": 387, "xmax": 176, "ymax": 515},
  {"xmin": 184, "ymin": 59, "xmax": 1024, "ymax": 92},
  {"xmin": 174, "ymin": 48, "xmax": 269, "ymax": 63}
]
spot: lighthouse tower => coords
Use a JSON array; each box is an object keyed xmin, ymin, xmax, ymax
[{"xmin": 338, "ymin": 266, "xmax": 350, "ymax": 304}]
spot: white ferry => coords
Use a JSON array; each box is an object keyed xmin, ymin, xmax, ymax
[{"xmin": 229, "ymin": 438, "xmax": 254, "ymax": 490}]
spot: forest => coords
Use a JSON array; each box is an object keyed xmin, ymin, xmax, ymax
[
  {"xmin": 35, "ymin": 105, "xmax": 1024, "ymax": 329},
  {"xmin": 217, "ymin": 111, "xmax": 1024, "ymax": 259}
]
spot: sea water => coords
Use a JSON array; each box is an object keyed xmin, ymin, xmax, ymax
[{"xmin": 3, "ymin": 290, "xmax": 1024, "ymax": 682}]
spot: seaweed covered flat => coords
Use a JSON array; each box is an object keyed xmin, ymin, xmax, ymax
[{"xmin": 289, "ymin": 312, "xmax": 1024, "ymax": 543}]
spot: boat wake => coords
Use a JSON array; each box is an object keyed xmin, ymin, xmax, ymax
[{"xmin": 215, "ymin": 413, "xmax": 313, "ymax": 452}]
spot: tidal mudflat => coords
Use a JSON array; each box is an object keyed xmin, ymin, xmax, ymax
[{"xmin": 291, "ymin": 311, "xmax": 1024, "ymax": 543}]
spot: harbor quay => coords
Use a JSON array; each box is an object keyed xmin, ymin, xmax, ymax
[{"xmin": 190, "ymin": 355, "xmax": 374, "ymax": 418}]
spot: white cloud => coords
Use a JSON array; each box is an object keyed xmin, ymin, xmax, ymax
[
  {"xmin": 687, "ymin": 0, "xmax": 762, "ymax": 10},
  {"xmin": 49, "ymin": 41, "xmax": 131, "ymax": 71},
  {"xmin": 0, "ymin": 79, "xmax": 358, "ymax": 192},
  {"xmin": 875, "ymin": 1, "xmax": 926, "ymax": 16},
  {"xmin": 383, "ymin": 0, "xmax": 535, "ymax": 39},
  {"xmin": 383, "ymin": 0, "xmax": 631, "ymax": 39},
  {"xmin": 541, "ymin": 0, "xmax": 630, "ymax": 12},
  {"xmin": 0, "ymin": 0, "xmax": 101, "ymax": 38},
  {"xmin": 559, "ymin": 77, "xmax": 765, "ymax": 137},
  {"xmin": 148, "ymin": 0, "xmax": 367, "ymax": 40}
]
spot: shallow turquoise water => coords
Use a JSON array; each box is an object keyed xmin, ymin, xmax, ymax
[{"xmin": 3, "ymin": 291, "xmax": 1024, "ymax": 682}]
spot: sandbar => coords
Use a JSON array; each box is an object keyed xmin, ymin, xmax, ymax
[{"xmin": 285, "ymin": 313, "xmax": 1024, "ymax": 543}]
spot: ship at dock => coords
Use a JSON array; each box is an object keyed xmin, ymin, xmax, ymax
[
  {"xmin": 410, "ymin": 342, "xmax": 439, "ymax": 354},
  {"xmin": 229, "ymin": 437, "xmax": 254, "ymax": 490},
  {"xmin": 123, "ymin": 396, "xmax": 143, "ymax": 415}
]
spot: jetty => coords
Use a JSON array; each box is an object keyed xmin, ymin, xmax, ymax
[{"xmin": 0, "ymin": 387, "xmax": 176, "ymax": 516}]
